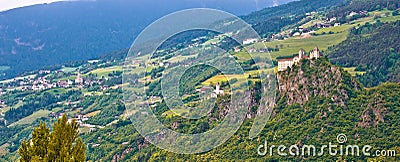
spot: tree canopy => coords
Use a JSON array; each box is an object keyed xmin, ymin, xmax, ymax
[{"xmin": 18, "ymin": 115, "xmax": 86, "ymax": 162}]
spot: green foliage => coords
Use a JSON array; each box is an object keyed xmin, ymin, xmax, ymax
[
  {"xmin": 138, "ymin": 83, "xmax": 400, "ymax": 161},
  {"xmin": 329, "ymin": 0, "xmax": 400, "ymax": 17},
  {"xmin": 393, "ymin": 10, "xmax": 399, "ymax": 16},
  {"xmin": 18, "ymin": 115, "xmax": 86, "ymax": 161},
  {"xmin": 328, "ymin": 20, "xmax": 400, "ymax": 87},
  {"xmin": 242, "ymin": 0, "xmax": 345, "ymax": 37},
  {"xmin": 178, "ymin": 65, "xmax": 219, "ymax": 94},
  {"xmin": 5, "ymin": 92, "xmax": 59, "ymax": 123}
]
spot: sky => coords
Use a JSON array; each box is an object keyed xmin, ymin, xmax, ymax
[
  {"xmin": 0, "ymin": 0, "xmax": 283, "ymax": 13},
  {"xmin": 0, "ymin": 0, "xmax": 75, "ymax": 12}
]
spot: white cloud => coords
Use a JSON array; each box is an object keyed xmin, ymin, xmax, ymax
[{"xmin": 0, "ymin": 0, "xmax": 76, "ymax": 12}]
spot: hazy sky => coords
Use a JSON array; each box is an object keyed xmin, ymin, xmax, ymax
[
  {"xmin": 0, "ymin": 0, "xmax": 73, "ymax": 12},
  {"xmin": 0, "ymin": 0, "xmax": 284, "ymax": 13}
]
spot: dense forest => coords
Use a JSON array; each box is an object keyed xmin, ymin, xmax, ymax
[{"xmin": 328, "ymin": 20, "xmax": 400, "ymax": 87}]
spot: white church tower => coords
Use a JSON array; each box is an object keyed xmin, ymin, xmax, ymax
[{"xmin": 310, "ymin": 46, "xmax": 321, "ymax": 59}]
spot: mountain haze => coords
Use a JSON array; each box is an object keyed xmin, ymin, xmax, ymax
[{"xmin": 0, "ymin": 0, "xmax": 295, "ymax": 80}]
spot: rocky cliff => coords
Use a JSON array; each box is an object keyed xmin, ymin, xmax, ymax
[{"xmin": 277, "ymin": 58, "xmax": 362, "ymax": 107}]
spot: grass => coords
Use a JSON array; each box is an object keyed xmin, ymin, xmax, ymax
[
  {"xmin": 167, "ymin": 55, "xmax": 198, "ymax": 63},
  {"xmin": 85, "ymin": 66, "xmax": 122, "ymax": 78},
  {"xmin": 85, "ymin": 110, "xmax": 101, "ymax": 117},
  {"xmin": 0, "ymin": 74, "xmax": 36, "ymax": 83},
  {"xmin": 202, "ymin": 68, "xmax": 274, "ymax": 86},
  {"xmin": 378, "ymin": 14, "xmax": 400, "ymax": 23},
  {"xmin": 57, "ymin": 76, "xmax": 76, "ymax": 81},
  {"xmin": 2, "ymin": 101, "xmax": 25, "ymax": 113},
  {"xmin": 61, "ymin": 67, "xmax": 77, "ymax": 73},
  {"xmin": 263, "ymin": 31, "xmax": 348, "ymax": 59},
  {"xmin": 79, "ymin": 127, "xmax": 92, "ymax": 134},
  {"xmin": 301, "ymin": 20, "xmax": 323, "ymax": 28},
  {"xmin": 162, "ymin": 109, "xmax": 190, "ymax": 118},
  {"xmin": 314, "ymin": 25, "xmax": 353, "ymax": 35},
  {"xmin": 257, "ymin": 10, "xmax": 400, "ymax": 61},
  {"xmin": 45, "ymin": 88, "xmax": 68, "ymax": 95},
  {"xmin": 10, "ymin": 110, "xmax": 51, "ymax": 126},
  {"xmin": 343, "ymin": 67, "xmax": 366, "ymax": 76}
]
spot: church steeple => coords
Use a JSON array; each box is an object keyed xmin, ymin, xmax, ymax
[{"xmin": 75, "ymin": 70, "xmax": 83, "ymax": 84}]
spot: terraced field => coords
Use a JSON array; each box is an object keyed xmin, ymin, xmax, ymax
[
  {"xmin": 84, "ymin": 66, "xmax": 123, "ymax": 78},
  {"xmin": 9, "ymin": 110, "xmax": 51, "ymax": 126},
  {"xmin": 263, "ymin": 31, "xmax": 348, "ymax": 59}
]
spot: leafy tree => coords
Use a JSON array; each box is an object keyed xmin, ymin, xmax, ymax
[{"xmin": 18, "ymin": 115, "xmax": 86, "ymax": 161}]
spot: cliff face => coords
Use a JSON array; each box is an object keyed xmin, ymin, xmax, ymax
[{"xmin": 277, "ymin": 58, "xmax": 362, "ymax": 107}]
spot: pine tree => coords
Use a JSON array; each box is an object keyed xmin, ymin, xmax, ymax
[{"xmin": 18, "ymin": 114, "xmax": 86, "ymax": 162}]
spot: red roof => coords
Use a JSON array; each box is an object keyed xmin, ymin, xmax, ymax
[{"xmin": 277, "ymin": 58, "xmax": 294, "ymax": 62}]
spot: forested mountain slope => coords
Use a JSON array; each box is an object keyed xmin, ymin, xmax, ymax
[
  {"xmin": 83, "ymin": 59, "xmax": 400, "ymax": 161},
  {"xmin": 328, "ymin": 20, "xmax": 400, "ymax": 87}
]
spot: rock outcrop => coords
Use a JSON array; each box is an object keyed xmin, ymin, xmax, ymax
[{"xmin": 277, "ymin": 58, "xmax": 361, "ymax": 107}]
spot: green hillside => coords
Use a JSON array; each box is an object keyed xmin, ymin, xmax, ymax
[
  {"xmin": 328, "ymin": 20, "xmax": 400, "ymax": 87},
  {"xmin": 0, "ymin": 0, "xmax": 399, "ymax": 161}
]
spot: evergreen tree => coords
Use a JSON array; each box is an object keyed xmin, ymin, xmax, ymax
[{"xmin": 18, "ymin": 115, "xmax": 86, "ymax": 162}]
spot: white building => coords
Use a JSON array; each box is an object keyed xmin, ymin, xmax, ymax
[
  {"xmin": 309, "ymin": 46, "xmax": 321, "ymax": 59},
  {"xmin": 278, "ymin": 47, "xmax": 321, "ymax": 72},
  {"xmin": 211, "ymin": 83, "xmax": 224, "ymax": 98},
  {"xmin": 243, "ymin": 38, "xmax": 258, "ymax": 45}
]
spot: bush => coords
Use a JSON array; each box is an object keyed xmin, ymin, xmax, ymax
[{"xmin": 393, "ymin": 11, "xmax": 399, "ymax": 16}]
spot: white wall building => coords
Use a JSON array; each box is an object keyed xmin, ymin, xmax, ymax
[
  {"xmin": 277, "ymin": 47, "xmax": 321, "ymax": 72},
  {"xmin": 243, "ymin": 38, "xmax": 258, "ymax": 45}
]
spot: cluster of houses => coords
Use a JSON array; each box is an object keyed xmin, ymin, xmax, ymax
[
  {"xmin": 3, "ymin": 70, "xmax": 104, "ymax": 92},
  {"xmin": 17, "ymin": 77, "xmax": 57, "ymax": 91},
  {"xmin": 0, "ymin": 100, "xmax": 6, "ymax": 114},
  {"xmin": 275, "ymin": 10, "xmax": 370, "ymax": 40},
  {"xmin": 49, "ymin": 111, "xmax": 103, "ymax": 131},
  {"xmin": 316, "ymin": 17, "xmax": 342, "ymax": 29}
]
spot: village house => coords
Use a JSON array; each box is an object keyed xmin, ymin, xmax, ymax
[
  {"xmin": 349, "ymin": 11, "xmax": 358, "ymax": 17},
  {"xmin": 234, "ymin": 47, "xmax": 241, "ymax": 53},
  {"xmin": 243, "ymin": 38, "xmax": 258, "ymax": 45},
  {"xmin": 328, "ymin": 17, "xmax": 337, "ymax": 22},
  {"xmin": 317, "ymin": 23, "xmax": 331, "ymax": 28},
  {"xmin": 39, "ymin": 70, "xmax": 51, "ymax": 74},
  {"xmin": 196, "ymin": 83, "xmax": 225, "ymax": 98},
  {"xmin": 277, "ymin": 47, "xmax": 321, "ymax": 72},
  {"xmin": 57, "ymin": 80, "xmax": 73, "ymax": 88}
]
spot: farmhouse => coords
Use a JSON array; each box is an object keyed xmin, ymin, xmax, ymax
[
  {"xmin": 243, "ymin": 38, "xmax": 258, "ymax": 45},
  {"xmin": 196, "ymin": 83, "xmax": 225, "ymax": 98}
]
